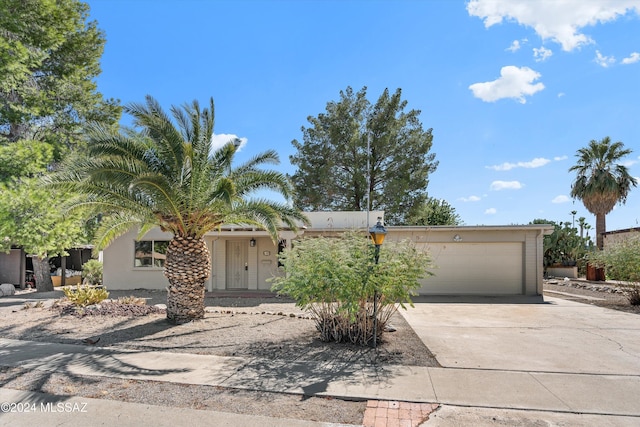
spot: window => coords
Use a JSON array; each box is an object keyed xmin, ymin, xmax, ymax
[{"xmin": 134, "ymin": 240, "xmax": 169, "ymax": 268}]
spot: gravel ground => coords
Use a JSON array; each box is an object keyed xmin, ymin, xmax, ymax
[
  {"xmin": 4, "ymin": 281, "xmax": 636, "ymax": 424},
  {"xmin": 0, "ymin": 289, "xmax": 439, "ymax": 425},
  {"xmin": 543, "ymin": 278, "xmax": 640, "ymax": 314}
]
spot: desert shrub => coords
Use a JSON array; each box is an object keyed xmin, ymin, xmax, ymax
[
  {"xmin": 82, "ymin": 260, "xmax": 103, "ymax": 286},
  {"xmin": 116, "ymin": 296, "xmax": 147, "ymax": 306},
  {"xmin": 62, "ymin": 284, "xmax": 109, "ymax": 307},
  {"xmin": 627, "ymin": 287, "xmax": 640, "ymax": 306},
  {"xmin": 588, "ymin": 234, "xmax": 640, "ymax": 305},
  {"xmin": 270, "ymin": 232, "xmax": 433, "ymax": 346}
]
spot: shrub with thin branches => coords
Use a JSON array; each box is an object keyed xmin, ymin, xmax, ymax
[
  {"xmin": 588, "ymin": 234, "xmax": 640, "ymax": 305},
  {"xmin": 270, "ymin": 232, "xmax": 433, "ymax": 346}
]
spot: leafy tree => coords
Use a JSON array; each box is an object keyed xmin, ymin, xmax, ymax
[
  {"xmin": 569, "ymin": 137, "xmax": 637, "ymax": 249},
  {"xmin": 405, "ymin": 197, "xmax": 462, "ymax": 226},
  {"xmin": 0, "ymin": 179, "xmax": 87, "ymax": 291},
  {"xmin": 0, "ymin": 0, "xmax": 120, "ymax": 151},
  {"xmin": 0, "ymin": 140, "xmax": 54, "ymax": 182},
  {"xmin": 290, "ymin": 86, "xmax": 438, "ymax": 224},
  {"xmin": 49, "ymin": 96, "xmax": 308, "ymax": 324},
  {"xmin": 270, "ymin": 232, "xmax": 432, "ymax": 346},
  {"xmin": 0, "ymin": 0, "xmax": 119, "ymax": 290}
]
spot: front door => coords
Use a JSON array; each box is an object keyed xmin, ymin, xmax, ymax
[{"xmin": 226, "ymin": 241, "xmax": 248, "ymax": 289}]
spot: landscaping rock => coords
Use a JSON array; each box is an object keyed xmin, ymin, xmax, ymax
[{"xmin": 0, "ymin": 283, "xmax": 16, "ymax": 297}]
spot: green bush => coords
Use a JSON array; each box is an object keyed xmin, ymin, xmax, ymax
[
  {"xmin": 270, "ymin": 232, "xmax": 433, "ymax": 346},
  {"xmin": 82, "ymin": 259, "xmax": 103, "ymax": 286},
  {"xmin": 62, "ymin": 284, "xmax": 109, "ymax": 307},
  {"xmin": 588, "ymin": 234, "xmax": 640, "ymax": 305}
]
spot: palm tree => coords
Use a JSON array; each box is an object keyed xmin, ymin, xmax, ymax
[
  {"xmin": 569, "ymin": 137, "xmax": 637, "ymax": 249},
  {"xmin": 51, "ymin": 96, "xmax": 308, "ymax": 323}
]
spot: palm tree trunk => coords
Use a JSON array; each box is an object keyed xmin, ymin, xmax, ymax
[
  {"xmin": 164, "ymin": 236, "xmax": 211, "ymax": 324},
  {"xmin": 595, "ymin": 212, "xmax": 606, "ymax": 250}
]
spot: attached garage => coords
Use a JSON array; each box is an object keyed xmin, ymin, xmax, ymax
[
  {"xmin": 419, "ymin": 242, "xmax": 523, "ymax": 295},
  {"xmin": 387, "ymin": 225, "xmax": 550, "ymax": 296}
]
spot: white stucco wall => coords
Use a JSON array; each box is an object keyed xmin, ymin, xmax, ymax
[{"xmin": 103, "ymin": 228, "xmax": 173, "ymax": 290}]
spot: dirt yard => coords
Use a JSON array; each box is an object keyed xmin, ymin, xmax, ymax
[{"xmin": 0, "ymin": 289, "xmax": 439, "ymax": 425}]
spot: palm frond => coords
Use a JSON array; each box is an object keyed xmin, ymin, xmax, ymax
[{"xmin": 49, "ymin": 95, "xmax": 306, "ymax": 247}]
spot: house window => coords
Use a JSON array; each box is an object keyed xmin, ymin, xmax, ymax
[{"xmin": 134, "ymin": 240, "xmax": 169, "ymax": 268}]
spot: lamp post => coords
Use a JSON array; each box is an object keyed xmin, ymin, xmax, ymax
[{"xmin": 369, "ymin": 217, "xmax": 387, "ymax": 348}]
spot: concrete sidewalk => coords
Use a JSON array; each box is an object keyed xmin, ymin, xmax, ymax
[
  {"xmin": 0, "ymin": 387, "xmax": 352, "ymax": 427},
  {"xmin": 1, "ymin": 295, "xmax": 640, "ymax": 426}
]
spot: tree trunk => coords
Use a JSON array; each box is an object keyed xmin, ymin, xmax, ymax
[
  {"xmin": 595, "ymin": 212, "xmax": 606, "ymax": 250},
  {"xmin": 33, "ymin": 256, "xmax": 54, "ymax": 292},
  {"xmin": 164, "ymin": 236, "xmax": 211, "ymax": 324}
]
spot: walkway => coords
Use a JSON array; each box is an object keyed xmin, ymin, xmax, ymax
[{"xmin": 1, "ymin": 295, "xmax": 639, "ymax": 426}]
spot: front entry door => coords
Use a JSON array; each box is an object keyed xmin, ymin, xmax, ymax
[{"xmin": 226, "ymin": 241, "xmax": 248, "ymax": 289}]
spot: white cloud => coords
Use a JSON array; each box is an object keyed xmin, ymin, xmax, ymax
[
  {"xmin": 487, "ymin": 157, "xmax": 550, "ymax": 171},
  {"xmin": 459, "ymin": 195, "xmax": 482, "ymax": 202},
  {"xmin": 533, "ymin": 46, "xmax": 553, "ymax": 62},
  {"xmin": 506, "ymin": 40, "xmax": 521, "ymax": 52},
  {"xmin": 485, "ymin": 208, "xmax": 497, "ymax": 215},
  {"xmin": 467, "ymin": 0, "xmax": 640, "ymax": 51},
  {"xmin": 622, "ymin": 52, "xmax": 640, "ymax": 64},
  {"xmin": 211, "ymin": 133, "xmax": 248, "ymax": 152},
  {"xmin": 595, "ymin": 50, "xmax": 616, "ymax": 67},
  {"xmin": 557, "ymin": 92, "xmax": 565, "ymax": 98},
  {"xmin": 621, "ymin": 159, "xmax": 638, "ymax": 167},
  {"xmin": 552, "ymin": 195, "xmax": 571, "ymax": 204},
  {"xmin": 469, "ymin": 66, "xmax": 545, "ymax": 103},
  {"xmin": 490, "ymin": 180, "xmax": 523, "ymax": 191},
  {"xmin": 554, "ymin": 155, "xmax": 568, "ymax": 161}
]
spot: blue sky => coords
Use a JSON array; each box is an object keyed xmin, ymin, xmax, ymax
[{"xmin": 86, "ymin": 0, "xmax": 640, "ymax": 234}]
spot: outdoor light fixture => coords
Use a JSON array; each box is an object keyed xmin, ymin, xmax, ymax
[
  {"xmin": 250, "ymin": 238, "xmax": 256, "ymax": 247},
  {"xmin": 453, "ymin": 234, "xmax": 462, "ymax": 242},
  {"xmin": 368, "ymin": 217, "xmax": 387, "ymax": 348},
  {"xmin": 369, "ymin": 217, "xmax": 387, "ymax": 262}
]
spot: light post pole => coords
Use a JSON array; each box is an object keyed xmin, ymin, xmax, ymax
[{"xmin": 369, "ymin": 217, "xmax": 387, "ymax": 348}]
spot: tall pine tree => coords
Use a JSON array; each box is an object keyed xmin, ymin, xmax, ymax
[{"xmin": 290, "ymin": 86, "xmax": 438, "ymax": 224}]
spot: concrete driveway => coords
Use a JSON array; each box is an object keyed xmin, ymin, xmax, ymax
[
  {"xmin": 402, "ymin": 296, "xmax": 640, "ymax": 375},
  {"xmin": 400, "ymin": 295, "xmax": 640, "ymax": 425}
]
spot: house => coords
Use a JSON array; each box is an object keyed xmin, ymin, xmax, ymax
[
  {"xmin": 0, "ymin": 247, "xmax": 92, "ymax": 289},
  {"xmin": 602, "ymin": 227, "xmax": 640, "ymax": 249},
  {"xmin": 103, "ymin": 211, "xmax": 552, "ymax": 296}
]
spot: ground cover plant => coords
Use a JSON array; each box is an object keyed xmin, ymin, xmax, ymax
[{"xmin": 271, "ymin": 232, "xmax": 433, "ymax": 346}]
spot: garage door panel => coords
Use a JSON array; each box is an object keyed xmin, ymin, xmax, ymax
[{"xmin": 419, "ymin": 243, "xmax": 523, "ymax": 295}]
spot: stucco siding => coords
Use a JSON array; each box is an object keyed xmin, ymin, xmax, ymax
[
  {"xmin": 103, "ymin": 228, "xmax": 172, "ymax": 290},
  {"xmin": 101, "ymin": 216, "xmax": 551, "ymax": 296},
  {"xmin": 603, "ymin": 228, "xmax": 640, "ymax": 249}
]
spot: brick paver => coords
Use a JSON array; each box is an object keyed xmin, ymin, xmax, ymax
[{"xmin": 363, "ymin": 400, "xmax": 439, "ymax": 427}]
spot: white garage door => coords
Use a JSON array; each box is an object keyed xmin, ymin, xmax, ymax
[{"xmin": 418, "ymin": 242, "xmax": 523, "ymax": 295}]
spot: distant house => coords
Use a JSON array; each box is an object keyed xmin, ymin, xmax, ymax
[
  {"xmin": 0, "ymin": 247, "xmax": 92, "ymax": 289},
  {"xmin": 103, "ymin": 211, "xmax": 552, "ymax": 297},
  {"xmin": 602, "ymin": 227, "xmax": 640, "ymax": 249},
  {"xmin": 0, "ymin": 248, "xmax": 25, "ymax": 287}
]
